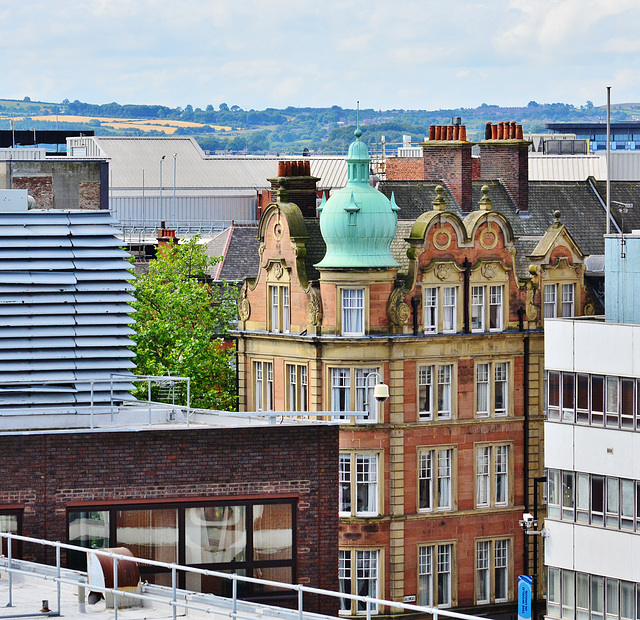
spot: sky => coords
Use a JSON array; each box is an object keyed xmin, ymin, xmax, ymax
[{"xmin": 2, "ymin": 0, "xmax": 639, "ymax": 112}]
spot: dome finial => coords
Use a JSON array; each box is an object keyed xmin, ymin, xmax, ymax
[{"xmin": 354, "ymin": 101, "xmax": 362, "ymax": 138}]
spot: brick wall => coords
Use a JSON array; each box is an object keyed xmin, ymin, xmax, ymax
[
  {"xmin": 12, "ymin": 176, "xmax": 53, "ymax": 208},
  {"xmin": 0, "ymin": 424, "xmax": 339, "ymax": 613},
  {"xmin": 478, "ymin": 142, "xmax": 529, "ymax": 212},
  {"xmin": 78, "ymin": 182, "xmax": 101, "ymax": 210},
  {"xmin": 385, "ymin": 158, "xmax": 424, "ymax": 181},
  {"xmin": 423, "ymin": 143, "xmax": 473, "ymax": 212}
]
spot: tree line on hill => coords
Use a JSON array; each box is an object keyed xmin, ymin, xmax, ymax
[{"xmin": 1, "ymin": 97, "xmax": 638, "ymax": 155}]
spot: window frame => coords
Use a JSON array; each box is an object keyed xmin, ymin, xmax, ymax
[
  {"xmin": 339, "ymin": 547, "xmax": 382, "ymax": 615},
  {"xmin": 475, "ymin": 361, "xmax": 510, "ymax": 418},
  {"xmin": 254, "ymin": 360, "xmax": 274, "ymax": 412},
  {"xmin": 330, "ymin": 366, "xmax": 382, "ymax": 424},
  {"xmin": 418, "ymin": 542, "xmax": 456, "ymax": 609},
  {"xmin": 339, "ymin": 451, "xmax": 381, "ymax": 517},
  {"xmin": 418, "ymin": 446, "xmax": 456, "ymax": 513},
  {"xmin": 421, "ymin": 285, "xmax": 459, "ymax": 334},
  {"xmin": 66, "ymin": 497, "xmax": 297, "ymax": 598},
  {"xmin": 341, "ymin": 288, "xmax": 366, "ymax": 336},
  {"xmin": 268, "ymin": 284, "xmax": 291, "ymax": 334},
  {"xmin": 0, "ymin": 507, "xmax": 23, "ymax": 559},
  {"xmin": 474, "ymin": 537, "xmax": 512, "ymax": 605},
  {"xmin": 475, "ymin": 443, "xmax": 511, "ymax": 508},
  {"xmin": 286, "ymin": 363, "xmax": 308, "ymax": 412}
]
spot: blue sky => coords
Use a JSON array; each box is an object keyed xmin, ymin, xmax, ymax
[{"xmin": 2, "ymin": 0, "xmax": 638, "ymax": 111}]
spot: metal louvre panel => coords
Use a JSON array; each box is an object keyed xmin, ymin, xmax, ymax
[{"xmin": 0, "ymin": 210, "xmax": 136, "ymax": 412}]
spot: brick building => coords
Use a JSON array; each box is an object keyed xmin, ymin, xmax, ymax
[{"xmin": 235, "ymin": 124, "xmax": 592, "ymax": 615}]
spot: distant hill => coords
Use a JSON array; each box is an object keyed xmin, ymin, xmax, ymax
[{"xmin": 1, "ymin": 97, "xmax": 638, "ymax": 155}]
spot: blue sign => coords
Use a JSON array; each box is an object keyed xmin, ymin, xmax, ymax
[{"xmin": 518, "ymin": 575, "xmax": 533, "ymax": 620}]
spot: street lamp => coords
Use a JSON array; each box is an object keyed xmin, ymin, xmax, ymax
[
  {"xmin": 159, "ymin": 155, "xmax": 166, "ymax": 220},
  {"xmin": 363, "ymin": 372, "xmax": 389, "ymax": 423},
  {"xmin": 172, "ymin": 153, "xmax": 178, "ymax": 226}
]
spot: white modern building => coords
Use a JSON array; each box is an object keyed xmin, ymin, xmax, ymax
[{"xmin": 544, "ymin": 232, "xmax": 640, "ymax": 620}]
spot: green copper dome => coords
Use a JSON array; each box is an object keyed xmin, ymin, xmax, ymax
[{"xmin": 316, "ymin": 126, "xmax": 400, "ymax": 269}]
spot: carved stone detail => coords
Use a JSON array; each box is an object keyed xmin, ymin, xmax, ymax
[
  {"xmin": 434, "ymin": 264, "xmax": 451, "ymax": 280},
  {"xmin": 387, "ymin": 286, "xmax": 411, "ymax": 326},
  {"xmin": 238, "ymin": 282, "xmax": 251, "ymax": 321},
  {"xmin": 481, "ymin": 263, "xmax": 497, "ymax": 279},
  {"xmin": 306, "ymin": 287, "xmax": 323, "ymax": 325},
  {"xmin": 526, "ymin": 285, "xmax": 538, "ymax": 322},
  {"xmin": 272, "ymin": 262, "xmax": 284, "ymax": 279}
]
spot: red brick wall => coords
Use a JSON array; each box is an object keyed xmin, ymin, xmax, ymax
[
  {"xmin": 0, "ymin": 424, "xmax": 339, "ymax": 613},
  {"xmin": 385, "ymin": 158, "xmax": 424, "ymax": 181},
  {"xmin": 12, "ymin": 176, "xmax": 53, "ymax": 208},
  {"xmin": 78, "ymin": 182, "xmax": 101, "ymax": 210},
  {"xmin": 423, "ymin": 144, "xmax": 473, "ymax": 212},
  {"xmin": 478, "ymin": 142, "xmax": 529, "ymax": 212}
]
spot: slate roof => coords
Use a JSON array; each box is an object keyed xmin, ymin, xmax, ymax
[
  {"xmin": 303, "ymin": 218, "xmax": 326, "ymax": 283},
  {"xmin": 209, "ymin": 225, "xmax": 260, "ymax": 282},
  {"xmin": 593, "ymin": 181, "xmax": 640, "ymax": 233}
]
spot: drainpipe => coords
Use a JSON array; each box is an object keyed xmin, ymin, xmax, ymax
[
  {"xmin": 411, "ymin": 296, "xmax": 421, "ymax": 336},
  {"xmin": 518, "ymin": 305, "xmax": 531, "ymax": 587}
]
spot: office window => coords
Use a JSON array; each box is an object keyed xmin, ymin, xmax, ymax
[
  {"xmin": 68, "ymin": 499, "xmax": 295, "ymax": 598},
  {"xmin": 286, "ymin": 364, "xmax": 308, "ymax": 412},
  {"xmin": 471, "ymin": 286, "xmax": 485, "ymax": 332},
  {"xmin": 331, "ymin": 367, "xmax": 381, "ymax": 424},
  {"xmin": 476, "ymin": 444, "xmax": 510, "ymax": 507},
  {"xmin": 419, "ymin": 448, "xmax": 454, "ymax": 512},
  {"xmin": 418, "ymin": 364, "xmax": 455, "ymax": 421},
  {"xmin": 562, "ymin": 284, "xmax": 575, "ymax": 317},
  {"xmin": 471, "ymin": 285, "xmax": 503, "ymax": 332},
  {"xmin": 342, "ymin": 288, "xmax": 365, "ymax": 336},
  {"xmin": 443, "ymin": 287, "xmax": 457, "ymax": 333},
  {"xmin": 419, "ymin": 543, "xmax": 454, "ymax": 608},
  {"xmin": 339, "ymin": 549, "xmax": 380, "ymax": 614},
  {"xmin": 544, "ymin": 282, "xmax": 577, "ymax": 319},
  {"xmin": 544, "ymin": 284, "xmax": 558, "ymax": 318},
  {"xmin": 424, "ymin": 287, "xmax": 438, "ymax": 333},
  {"xmin": 339, "ymin": 452, "xmax": 379, "ymax": 517},
  {"xmin": 475, "ymin": 539, "xmax": 510, "ymax": 604},
  {"xmin": 0, "ymin": 509, "xmax": 22, "ymax": 558},
  {"xmin": 269, "ymin": 285, "xmax": 290, "ymax": 333},
  {"xmin": 254, "ymin": 361, "xmax": 274, "ymax": 411},
  {"xmin": 476, "ymin": 362, "xmax": 509, "ymax": 418},
  {"xmin": 422, "ymin": 285, "xmax": 458, "ymax": 333}
]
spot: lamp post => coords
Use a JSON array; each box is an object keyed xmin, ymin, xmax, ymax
[
  {"xmin": 159, "ymin": 155, "xmax": 166, "ymax": 221},
  {"xmin": 363, "ymin": 372, "xmax": 389, "ymax": 423},
  {"xmin": 172, "ymin": 153, "xmax": 178, "ymax": 227}
]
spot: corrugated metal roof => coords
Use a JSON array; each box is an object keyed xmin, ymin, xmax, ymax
[
  {"xmin": 529, "ymin": 152, "xmax": 640, "ymax": 181},
  {"xmin": 85, "ymin": 137, "xmax": 348, "ymax": 191},
  {"xmin": 0, "ymin": 210, "xmax": 135, "ymax": 411}
]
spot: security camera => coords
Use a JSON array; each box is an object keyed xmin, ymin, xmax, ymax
[
  {"xmin": 373, "ymin": 383, "xmax": 389, "ymax": 403},
  {"xmin": 522, "ymin": 513, "xmax": 534, "ymax": 524}
]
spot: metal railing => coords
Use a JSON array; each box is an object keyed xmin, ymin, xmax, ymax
[{"xmin": 0, "ymin": 533, "xmax": 486, "ymax": 620}]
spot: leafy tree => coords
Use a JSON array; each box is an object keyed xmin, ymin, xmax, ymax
[{"xmin": 132, "ymin": 237, "xmax": 237, "ymax": 410}]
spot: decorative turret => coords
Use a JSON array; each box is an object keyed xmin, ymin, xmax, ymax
[{"xmin": 316, "ymin": 123, "xmax": 399, "ymax": 269}]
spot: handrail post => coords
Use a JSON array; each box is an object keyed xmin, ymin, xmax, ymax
[
  {"xmin": 232, "ymin": 574, "xmax": 238, "ymax": 618},
  {"xmin": 7, "ymin": 534, "xmax": 13, "ymax": 607},
  {"xmin": 186, "ymin": 378, "xmax": 191, "ymax": 427},
  {"xmin": 90, "ymin": 380, "xmax": 95, "ymax": 428},
  {"xmin": 113, "ymin": 555, "xmax": 118, "ymax": 620},
  {"xmin": 298, "ymin": 586, "xmax": 303, "ymax": 620},
  {"xmin": 56, "ymin": 543, "xmax": 61, "ymax": 615},
  {"xmin": 171, "ymin": 565, "xmax": 177, "ymax": 620},
  {"xmin": 366, "ymin": 599, "xmax": 372, "ymax": 620}
]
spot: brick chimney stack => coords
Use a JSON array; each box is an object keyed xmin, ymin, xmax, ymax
[
  {"xmin": 421, "ymin": 124, "xmax": 474, "ymax": 212},
  {"xmin": 479, "ymin": 122, "xmax": 529, "ymax": 212},
  {"xmin": 268, "ymin": 160, "xmax": 320, "ymax": 218}
]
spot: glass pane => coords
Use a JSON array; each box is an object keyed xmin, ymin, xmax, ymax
[
  {"xmin": 592, "ymin": 376, "xmax": 605, "ymax": 424},
  {"xmin": 68, "ymin": 511, "xmax": 110, "ymax": 570},
  {"xmin": 186, "ymin": 568, "xmax": 248, "ymax": 597},
  {"xmin": 116, "ymin": 508, "xmax": 178, "ymax": 563},
  {"xmin": 185, "ymin": 506, "xmax": 247, "ymax": 564},
  {"xmin": 253, "ymin": 567, "xmax": 293, "ymax": 593},
  {"xmin": 253, "ymin": 504, "xmax": 293, "ymax": 562}
]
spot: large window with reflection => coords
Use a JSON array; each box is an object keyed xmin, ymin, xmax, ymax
[
  {"xmin": 0, "ymin": 508, "xmax": 22, "ymax": 558},
  {"xmin": 67, "ymin": 499, "xmax": 296, "ymax": 599}
]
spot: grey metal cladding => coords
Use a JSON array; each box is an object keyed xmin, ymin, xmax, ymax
[{"xmin": 0, "ymin": 210, "xmax": 136, "ymax": 412}]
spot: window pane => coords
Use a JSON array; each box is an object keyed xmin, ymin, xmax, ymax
[
  {"xmin": 548, "ymin": 567, "xmax": 561, "ymax": 616},
  {"xmin": 419, "ymin": 366, "xmax": 433, "ymax": 420},
  {"xmin": 419, "ymin": 451, "xmax": 433, "ymax": 511},
  {"xmin": 489, "ymin": 286, "xmax": 503, "ymax": 330},
  {"xmin": 185, "ymin": 506, "xmax": 247, "ymax": 564},
  {"xmin": 68, "ymin": 511, "xmax": 109, "ymax": 570},
  {"xmin": 443, "ymin": 287, "xmax": 457, "ymax": 332},
  {"xmin": 548, "ymin": 469, "xmax": 561, "ymax": 519},
  {"xmin": 437, "ymin": 544, "xmax": 452, "ymax": 607},
  {"xmin": 548, "ymin": 371, "xmax": 561, "ymax": 419},
  {"xmin": 592, "ymin": 476, "xmax": 604, "ymax": 525},
  {"xmin": 495, "ymin": 539, "xmax": 508, "ymax": 602},
  {"xmin": 576, "ymin": 374, "xmax": 589, "ymax": 422},
  {"xmin": 495, "ymin": 446, "xmax": 508, "ymax": 505},
  {"xmin": 438, "ymin": 449, "xmax": 452, "ymax": 510},
  {"xmin": 339, "ymin": 550, "xmax": 352, "ymax": 612},
  {"xmin": 563, "ymin": 472, "xmax": 575, "ymax": 520},
  {"xmin": 562, "ymin": 570, "xmax": 575, "ymax": 619},
  {"xmin": 419, "ymin": 546, "xmax": 433, "ymax": 606},
  {"xmin": 592, "ymin": 376, "xmax": 605, "ymax": 424},
  {"xmin": 544, "ymin": 284, "xmax": 557, "ymax": 318},
  {"xmin": 576, "ymin": 473, "xmax": 590, "ymax": 523},
  {"xmin": 438, "ymin": 365, "xmax": 452, "ymax": 419},
  {"xmin": 424, "ymin": 288, "xmax": 438, "ymax": 333},
  {"xmin": 340, "ymin": 454, "xmax": 352, "ymax": 513},
  {"xmin": 476, "ymin": 364, "xmax": 490, "ymax": 417},
  {"xmin": 356, "ymin": 454, "xmax": 378, "ymax": 515},
  {"xmin": 495, "ymin": 363, "xmax": 508, "ymax": 416},
  {"xmin": 476, "ymin": 447, "xmax": 490, "ymax": 507},
  {"xmin": 116, "ymin": 508, "xmax": 178, "ymax": 563},
  {"xmin": 476, "ymin": 540, "xmax": 490, "ymax": 603},
  {"xmin": 621, "ymin": 379, "xmax": 634, "ymax": 429},
  {"xmin": 606, "ymin": 377, "xmax": 619, "ymax": 427},
  {"xmin": 471, "ymin": 286, "xmax": 485, "ymax": 331},
  {"xmin": 342, "ymin": 289, "xmax": 364, "ymax": 335},
  {"xmin": 253, "ymin": 504, "xmax": 292, "ymax": 561},
  {"xmin": 356, "ymin": 550, "xmax": 378, "ymax": 612},
  {"xmin": 563, "ymin": 373, "xmax": 575, "ymax": 422}
]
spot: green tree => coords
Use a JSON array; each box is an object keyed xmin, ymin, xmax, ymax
[{"xmin": 132, "ymin": 238, "xmax": 237, "ymax": 410}]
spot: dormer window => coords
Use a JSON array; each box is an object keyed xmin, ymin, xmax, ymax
[
  {"xmin": 269, "ymin": 285, "xmax": 290, "ymax": 333},
  {"xmin": 341, "ymin": 288, "xmax": 365, "ymax": 336}
]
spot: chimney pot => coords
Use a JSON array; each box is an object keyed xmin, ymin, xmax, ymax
[
  {"xmin": 429, "ymin": 125, "xmax": 435, "ymax": 140},
  {"xmin": 485, "ymin": 122, "xmax": 492, "ymax": 140},
  {"xmin": 510, "ymin": 121, "xmax": 516, "ymax": 139},
  {"xmin": 498, "ymin": 122, "xmax": 504, "ymax": 140},
  {"xmin": 460, "ymin": 126, "xmax": 467, "ymax": 141},
  {"xmin": 278, "ymin": 161, "xmax": 286, "ymax": 176},
  {"xmin": 453, "ymin": 125, "xmax": 459, "ymax": 140},
  {"xmin": 434, "ymin": 126, "xmax": 441, "ymax": 140},
  {"xmin": 446, "ymin": 126, "xmax": 454, "ymax": 140},
  {"xmin": 491, "ymin": 124, "xmax": 498, "ymax": 140},
  {"xmin": 516, "ymin": 124, "xmax": 524, "ymax": 140}
]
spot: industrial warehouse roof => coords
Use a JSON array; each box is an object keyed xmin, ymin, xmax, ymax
[
  {"xmin": 528, "ymin": 151, "xmax": 640, "ymax": 181},
  {"xmin": 0, "ymin": 209, "xmax": 136, "ymax": 413},
  {"xmin": 72, "ymin": 136, "xmax": 348, "ymax": 191}
]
